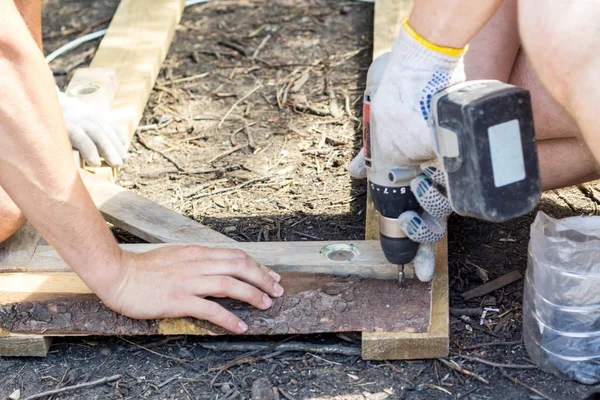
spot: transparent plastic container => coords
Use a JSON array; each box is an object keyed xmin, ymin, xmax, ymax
[{"xmin": 523, "ymin": 211, "xmax": 600, "ymax": 384}]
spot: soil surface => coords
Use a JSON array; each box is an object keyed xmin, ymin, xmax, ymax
[{"xmin": 2, "ymin": 1, "xmax": 600, "ymax": 399}]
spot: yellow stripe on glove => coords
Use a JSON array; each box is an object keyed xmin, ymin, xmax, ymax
[{"xmin": 401, "ymin": 19, "xmax": 467, "ymax": 58}]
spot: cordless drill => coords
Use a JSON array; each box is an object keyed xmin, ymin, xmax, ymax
[{"xmin": 363, "ymin": 53, "xmax": 541, "ymax": 281}]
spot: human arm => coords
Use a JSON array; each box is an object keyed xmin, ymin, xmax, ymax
[{"xmin": 0, "ymin": 0, "xmax": 282, "ymax": 333}]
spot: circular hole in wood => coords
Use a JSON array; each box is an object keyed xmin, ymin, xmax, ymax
[
  {"xmin": 320, "ymin": 244, "xmax": 360, "ymax": 261},
  {"xmin": 72, "ymin": 83, "xmax": 101, "ymax": 96}
]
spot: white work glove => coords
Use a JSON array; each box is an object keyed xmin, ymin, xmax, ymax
[
  {"xmin": 57, "ymin": 87, "xmax": 128, "ymax": 167},
  {"xmin": 350, "ymin": 19, "xmax": 466, "ymax": 280},
  {"xmin": 397, "ymin": 161, "xmax": 452, "ymax": 282},
  {"xmin": 351, "ymin": 159, "xmax": 452, "ymax": 282}
]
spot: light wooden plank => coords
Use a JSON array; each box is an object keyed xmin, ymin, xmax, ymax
[
  {"xmin": 89, "ymin": 0, "xmax": 186, "ymax": 143},
  {"xmin": 0, "ymin": 335, "xmax": 52, "ymax": 357},
  {"xmin": 361, "ymin": 0, "xmax": 450, "ymax": 360},
  {"xmin": 80, "ymin": 170, "xmax": 234, "ymax": 244},
  {"xmin": 23, "ymin": 240, "xmax": 403, "ymax": 279}
]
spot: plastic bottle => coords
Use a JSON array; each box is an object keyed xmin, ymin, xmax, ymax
[{"xmin": 523, "ymin": 211, "xmax": 600, "ymax": 384}]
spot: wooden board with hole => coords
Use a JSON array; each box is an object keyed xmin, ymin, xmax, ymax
[{"xmin": 0, "ymin": 241, "xmax": 432, "ymax": 338}]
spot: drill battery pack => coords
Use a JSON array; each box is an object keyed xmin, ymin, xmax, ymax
[{"xmin": 431, "ymin": 80, "xmax": 541, "ymax": 222}]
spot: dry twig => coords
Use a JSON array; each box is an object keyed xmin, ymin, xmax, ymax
[
  {"xmin": 22, "ymin": 375, "xmax": 121, "ymax": 400},
  {"xmin": 458, "ymin": 355, "xmax": 537, "ymax": 370},
  {"xmin": 200, "ymin": 341, "xmax": 360, "ymax": 356},
  {"xmin": 501, "ymin": 369, "xmax": 553, "ymax": 400},
  {"xmin": 209, "ymin": 144, "xmax": 243, "ymax": 163},
  {"xmin": 437, "ymin": 358, "xmax": 489, "ymax": 384},
  {"xmin": 219, "ymin": 85, "xmax": 262, "ymax": 128},
  {"xmin": 138, "ymin": 134, "xmax": 187, "ymax": 172},
  {"xmin": 460, "ymin": 340, "xmax": 522, "ymax": 350}
]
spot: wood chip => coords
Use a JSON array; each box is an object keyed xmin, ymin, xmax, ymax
[{"xmin": 461, "ymin": 270, "xmax": 523, "ymax": 300}]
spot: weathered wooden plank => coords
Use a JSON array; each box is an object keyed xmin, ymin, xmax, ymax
[
  {"xmin": 88, "ymin": 0, "xmax": 186, "ymax": 142},
  {"xmin": 0, "ymin": 273, "xmax": 431, "ymax": 336},
  {"xmin": 0, "ymin": 222, "xmax": 41, "ymax": 267},
  {"xmin": 21, "ymin": 241, "xmax": 405, "ymax": 279},
  {"xmin": 0, "ymin": 335, "xmax": 52, "ymax": 357},
  {"xmin": 80, "ymin": 171, "xmax": 234, "ymax": 245}
]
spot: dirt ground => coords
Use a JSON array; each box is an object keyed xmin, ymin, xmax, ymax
[{"xmin": 2, "ymin": 0, "xmax": 600, "ymax": 399}]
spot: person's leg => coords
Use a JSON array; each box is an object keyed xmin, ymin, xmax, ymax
[
  {"xmin": 465, "ymin": 0, "xmax": 599, "ymax": 190},
  {"xmin": 508, "ymin": 51, "xmax": 599, "ymax": 190},
  {"xmin": 14, "ymin": 0, "xmax": 43, "ymax": 50},
  {"xmin": 0, "ymin": 185, "xmax": 25, "ymax": 242},
  {"xmin": 464, "ymin": 0, "xmax": 520, "ymax": 82},
  {"xmin": 518, "ymin": 0, "xmax": 600, "ymax": 164}
]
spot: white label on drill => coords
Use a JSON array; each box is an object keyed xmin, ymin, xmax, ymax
[{"xmin": 488, "ymin": 119, "xmax": 526, "ymax": 187}]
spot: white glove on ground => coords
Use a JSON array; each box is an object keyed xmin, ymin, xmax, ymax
[{"xmin": 57, "ymin": 87, "xmax": 128, "ymax": 167}]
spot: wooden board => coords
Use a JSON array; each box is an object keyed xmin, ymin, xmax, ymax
[
  {"xmin": 0, "ymin": 272, "xmax": 431, "ymax": 337},
  {"xmin": 0, "ymin": 223, "xmax": 46, "ymax": 357},
  {"xmin": 88, "ymin": 0, "xmax": 186, "ymax": 143},
  {"xmin": 80, "ymin": 171, "xmax": 234, "ymax": 245},
  {"xmin": 360, "ymin": 0, "xmax": 450, "ymax": 360},
  {"xmin": 17, "ymin": 241, "xmax": 406, "ymax": 279},
  {"xmin": 67, "ymin": 0, "xmax": 186, "ymax": 180},
  {"xmin": 0, "ymin": 222, "xmax": 41, "ymax": 267},
  {"xmin": 0, "ymin": 241, "xmax": 430, "ymax": 337},
  {"xmin": 0, "ymin": 335, "xmax": 52, "ymax": 357}
]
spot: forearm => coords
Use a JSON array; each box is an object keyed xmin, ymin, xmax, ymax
[
  {"xmin": 0, "ymin": 1, "xmax": 121, "ymax": 294},
  {"xmin": 409, "ymin": 0, "xmax": 505, "ymax": 48}
]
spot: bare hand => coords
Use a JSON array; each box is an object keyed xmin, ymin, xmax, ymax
[{"xmin": 101, "ymin": 245, "xmax": 284, "ymax": 333}]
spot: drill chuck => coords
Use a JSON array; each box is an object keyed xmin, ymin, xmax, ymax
[
  {"xmin": 369, "ymin": 180, "xmax": 420, "ymax": 265},
  {"xmin": 378, "ymin": 215, "xmax": 420, "ymax": 265}
]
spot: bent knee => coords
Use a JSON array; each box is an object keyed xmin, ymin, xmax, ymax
[
  {"xmin": 0, "ymin": 204, "xmax": 25, "ymax": 243},
  {"xmin": 519, "ymin": 1, "xmax": 599, "ymax": 101}
]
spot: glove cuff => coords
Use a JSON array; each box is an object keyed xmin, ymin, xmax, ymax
[
  {"xmin": 401, "ymin": 19, "xmax": 467, "ymax": 58},
  {"xmin": 389, "ymin": 19, "xmax": 466, "ymax": 73}
]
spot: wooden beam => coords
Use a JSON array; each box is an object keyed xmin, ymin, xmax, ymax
[
  {"xmin": 88, "ymin": 0, "xmax": 186, "ymax": 143},
  {"xmin": 22, "ymin": 241, "xmax": 405, "ymax": 279},
  {"xmin": 361, "ymin": 0, "xmax": 450, "ymax": 360},
  {"xmin": 0, "ymin": 271, "xmax": 431, "ymax": 337},
  {"xmin": 0, "ymin": 335, "xmax": 52, "ymax": 357},
  {"xmin": 80, "ymin": 171, "xmax": 234, "ymax": 245},
  {"xmin": 65, "ymin": 0, "xmax": 186, "ymax": 180}
]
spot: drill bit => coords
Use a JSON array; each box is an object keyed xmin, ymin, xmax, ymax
[{"xmin": 398, "ymin": 264, "xmax": 405, "ymax": 286}]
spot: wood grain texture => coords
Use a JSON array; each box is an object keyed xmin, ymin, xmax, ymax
[
  {"xmin": 362, "ymin": 238, "xmax": 449, "ymax": 360},
  {"xmin": 361, "ymin": 0, "xmax": 450, "ymax": 360},
  {"xmin": 0, "ymin": 335, "xmax": 52, "ymax": 357},
  {"xmin": 23, "ymin": 240, "xmax": 405, "ymax": 279},
  {"xmin": 0, "ymin": 273, "xmax": 431, "ymax": 336},
  {"xmin": 89, "ymin": 0, "xmax": 186, "ymax": 143},
  {"xmin": 0, "ymin": 223, "xmax": 42, "ymax": 271},
  {"xmin": 80, "ymin": 171, "xmax": 234, "ymax": 245}
]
